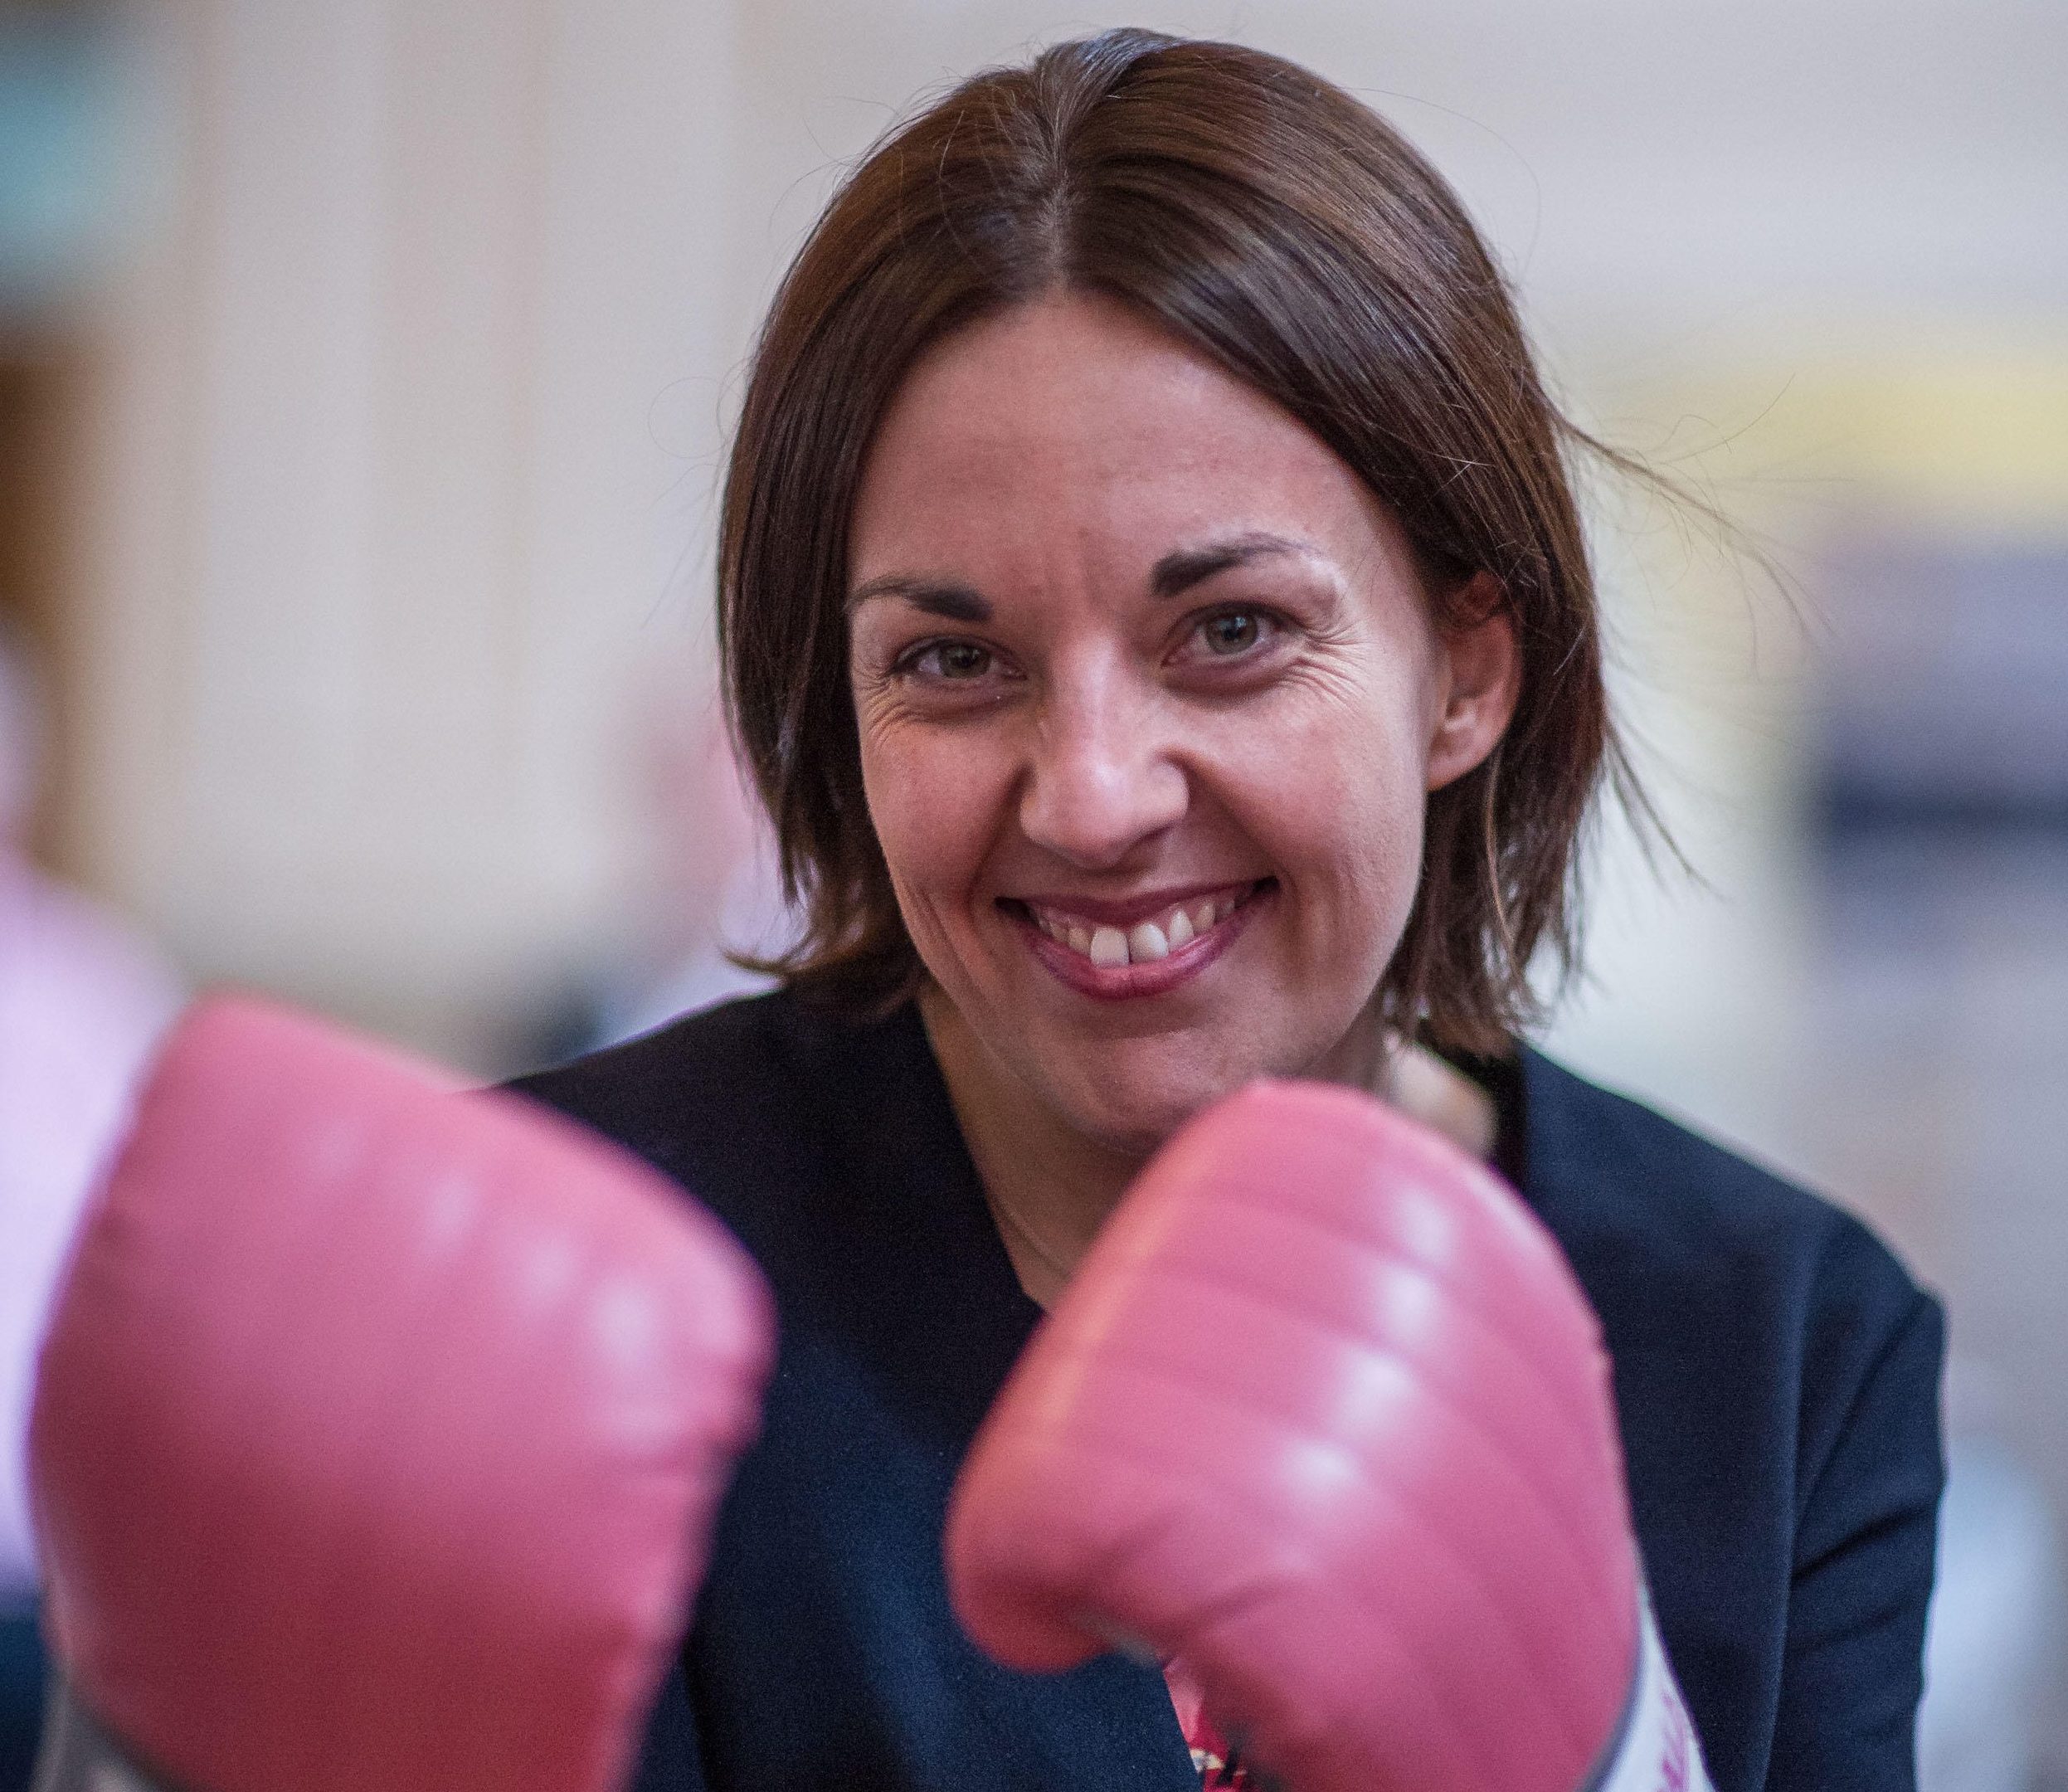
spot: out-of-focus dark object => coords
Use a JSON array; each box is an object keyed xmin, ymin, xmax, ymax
[
  {"xmin": 0, "ymin": 5, "xmax": 139, "ymax": 328},
  {"xmin": 1815, "ymin": 530, "xmax": 2068, "ymax": 845},
  {"xmin": 0, "ymin": 1604, "xmax": 46, "ymax": 1792}
]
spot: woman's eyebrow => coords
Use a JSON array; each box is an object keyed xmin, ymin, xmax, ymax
[
  {"xmin": 1149, "ymin": 532, "xmax": 1318, "ymax": 600},
  {"xmin": 848, "ymin": 533, "xmax": 1318, "ymax": 616},
  {"xmin": 845, "ymin": 575, "xmax": 990, "ymax": 621}
]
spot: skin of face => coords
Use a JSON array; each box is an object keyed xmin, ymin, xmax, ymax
[{"xmin": 846, "ymin": 292, "xmax": 1520, "ymax": 1184}]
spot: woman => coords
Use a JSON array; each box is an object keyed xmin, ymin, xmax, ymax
[{"xmin": 518, "ymin": 29, "xmax": 1941, "ymax": 1792}]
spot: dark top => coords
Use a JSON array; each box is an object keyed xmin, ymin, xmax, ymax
[{"xmin": 513, "ymin": 987, "xmax": 1944, "ymax": 1792}]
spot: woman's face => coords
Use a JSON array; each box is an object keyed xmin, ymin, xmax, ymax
[{"xmin": 848, "ymin": 293, "xmax": 1517, "ymax": 1155}]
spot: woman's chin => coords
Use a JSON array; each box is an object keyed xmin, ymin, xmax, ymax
[{"xmin": 1043, "ymin": 1049, "xmax": 1267, "ymax": 1161}]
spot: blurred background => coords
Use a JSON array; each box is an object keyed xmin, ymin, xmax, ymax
[{"xmin": 1, "ymin": 0, "xmax": 2063, "ymax": 1784}]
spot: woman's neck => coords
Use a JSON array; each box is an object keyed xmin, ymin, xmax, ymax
[
  {"xmin": 919, "ymin": 986, "xmax": 1142, "ymax": 1309},
  {"xmin": 920, "ymin": 986, "xmax": 1500, "ymax": 1311}
]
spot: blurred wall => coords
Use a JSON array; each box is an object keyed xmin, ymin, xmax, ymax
[{"xmin": 57, "ymin": 0, "xmax": 738, "ymax": 1059}]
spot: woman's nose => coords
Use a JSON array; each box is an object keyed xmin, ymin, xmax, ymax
[{"xmin": 1017, "ymin": 679, "xmax": 1189, "ymax": 869}]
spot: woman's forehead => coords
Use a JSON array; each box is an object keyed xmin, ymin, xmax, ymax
[{"xmin": 851, "ymin": 294, "xmax": 1388, "ymax": 584}]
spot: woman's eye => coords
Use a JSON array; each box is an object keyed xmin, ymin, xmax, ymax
[
  {"xmin": 1197, "ymin": 610, "xmax": 1267, "ymax": 655},
  {"xmin": 905, "ymin": 640, "xmax": 995, "ymax": 680}
]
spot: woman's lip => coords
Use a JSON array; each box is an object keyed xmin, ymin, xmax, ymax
[
  {"xmin": 1011, "ymin": 884, "xmax": 1268, "ymax": 1001},
  {"xmin": 1001, "ymin": 879, "xmax": 1260, "ymax": 930}
]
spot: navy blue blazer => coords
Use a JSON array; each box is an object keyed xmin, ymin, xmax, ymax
[{"xmin": 513, "ymin": 986, "xmax": 1944, "ymax": 1792}]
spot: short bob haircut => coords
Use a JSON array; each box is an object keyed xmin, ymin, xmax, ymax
[{"xmin": 720, "ymin": 27, "xmax": 1648, "ymax": 1055}]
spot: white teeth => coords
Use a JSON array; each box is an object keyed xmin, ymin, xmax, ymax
[
  {"xmin": 1031, "ymin": 886, "xmax": 1253, "ymax": 967},
  {"xmin": 1127, "ymin": 921, "xmax": 1170, "ymax": 962}
]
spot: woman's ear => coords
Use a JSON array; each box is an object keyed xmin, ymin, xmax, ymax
[{"xmin": 1425, "ymin": 572, "xmax": 1521, "ymax": 792}]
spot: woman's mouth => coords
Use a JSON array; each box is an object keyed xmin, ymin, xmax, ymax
[{"xmin": 1001, "ymin": 880, "xmax": 1272, "ymax": 996}]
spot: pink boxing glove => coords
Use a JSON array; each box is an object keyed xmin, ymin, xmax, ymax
[
  {"xmin": 28, "ymin": 996, "xmax": 773, "ymax": 1792},
  {"xmin": 946, "ymin": 1079, "xmax": 1707, "ymax": 1792}
]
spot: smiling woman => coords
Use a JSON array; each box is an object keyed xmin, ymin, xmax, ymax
[
  {"xmin": 513, "ymin": 27, "xmax": 1942, "ymax": 1792},
  {"xmin": 721, "ymin": 33, "xmax": 1612, "ymax": 1062},
  {"xmin": 845, "ymin": 294, "xmax": 1521, "ymax": 1183}
]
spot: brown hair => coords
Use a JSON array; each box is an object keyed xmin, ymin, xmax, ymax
[{"xmin": 719, "ymin": 27, "xmax": 1651, "ymax": 1054}]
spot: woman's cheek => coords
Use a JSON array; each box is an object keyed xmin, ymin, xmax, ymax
[
  {"xmin": 1254, "ymin": 731, "xmax": 1425, "ymax": 953},
  {"xmin": 862, "ymin": 722, "xmax": 1005, "ymax": 932}
]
